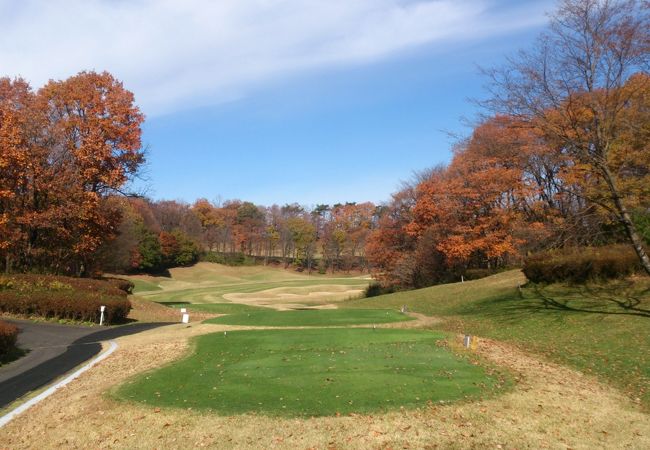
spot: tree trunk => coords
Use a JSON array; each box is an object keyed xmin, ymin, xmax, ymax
[{"xmin": 601, "ymin": 165, "xmax": 650, "ymax": 275}]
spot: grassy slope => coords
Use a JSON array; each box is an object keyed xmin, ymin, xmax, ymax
[
  {"xmin": 143, "ymin": 278, "xmax": 368, "ymax": 304},
  {"xmin": 117, "ymin": 328, "xmax": 505, "ymax": 417},
  {"xmin": 204, "ymin": 309, "xmax": 412, "ymax": 326},
  {"xmin": 122, "ymin": 263, "xmax": 369, "ymax": 304},
  {"xmin": 344, "ymin": 270, "xmax": 650, "ymax": 409}
]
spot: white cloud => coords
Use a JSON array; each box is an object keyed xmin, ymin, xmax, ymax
[{"xmin": 0, "ymin": 0, "xmax": 549, "ymax": 115}]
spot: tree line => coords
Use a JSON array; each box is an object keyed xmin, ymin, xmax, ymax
[
  {"xmin": 2, "ymin": 0, "xmax": 648, "ymax": 290},
  {"xmin": 366, "ymin": 0, "xmax": 649, "ymax": 287},
  {"xmin": 98, "ymin": 198, "xmax": 377, "ymax": 275}
]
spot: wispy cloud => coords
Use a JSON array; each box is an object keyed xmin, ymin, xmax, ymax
[{"xmin": 0, "ymin": 0, "xmax": 549, "ymax": 115}]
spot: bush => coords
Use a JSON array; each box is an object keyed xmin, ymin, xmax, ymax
[
  {"xmin": 201, "ymin": 252, "xmax": 257, "ymax": 266},
  {"xmin": 523, "ymin": 244, "xmax": 643, "ymax": 283},
  {"xmin": 0, "ymin": 274, "xmax": 131, "ymax": 324},
  {"xmin": 0, "ymin": 320, "xmax": 18, "ymax": 358},
  {"xmin": 463, "ymin": 268, "xmax": 496, "ymax": 281},
  {"xmin": 364, "ymin": 283, "xmax": 395, "ymax": 298},
  {"xmin": 103, "ymin": 277, "xmax": 135, "ymax": 294}
]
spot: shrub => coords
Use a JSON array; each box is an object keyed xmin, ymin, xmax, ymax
[
  {"xmin": 0, "ymin": 274, "xmax": 131, "ymax": 324},
  {"xmin": 0, "ymin": 320, "xmax": 18, "ymax": 358},
  {"xmin": 201, "ymin": 252, "xmax": 257, "ymax": 266},
  {"xmin": 103, "ymin": 277, "xmax": 135, "ymax": 294},
  {"xmin": 463, "ymin": 268, "xmax": 496, "ymax": 281},
  {"xmin": 523, "ymin": 244, "xmax": 643, "ymax": 283},
  {"xmin": 364, "ymin": 283, "xmax": 395, "ymax": 298}
]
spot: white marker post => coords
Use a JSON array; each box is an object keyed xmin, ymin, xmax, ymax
[
  {"xmin": 180, "ymin": 308, "xmax": 189, "ymax": 324},
  {"xmin": 99, "ymin": 305, "xmax": 106, "ymax": 326}
]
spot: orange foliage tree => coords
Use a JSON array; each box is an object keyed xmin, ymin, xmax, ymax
[{"xmin": 0, "ymin": 71, "xmax": 145, "ymax": 275}]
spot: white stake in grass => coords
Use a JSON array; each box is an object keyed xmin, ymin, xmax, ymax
[
  {"xmin": 180, "ymin": 308, "xmax": 189, "ymax": 324},
  {"xmin": 99, "ymin": 305, "xmax": 106, "ymax": 326}
]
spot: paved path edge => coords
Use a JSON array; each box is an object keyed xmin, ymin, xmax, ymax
[{"xmin": 0, "ymin": 340, "xmax": 118, "ymax": 428}]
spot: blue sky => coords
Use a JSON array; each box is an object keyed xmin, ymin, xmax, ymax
[{"xmin": 1, "ymin": 0, "xmax": 555, "ymax": 206}]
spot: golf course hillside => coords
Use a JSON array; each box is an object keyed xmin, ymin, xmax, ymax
[
  {"xmin": 344, "ymin": 270, "xmax": 650, "ymax": 410},
  {"xmin": 3, "ymin": 266, "xmax": 649, "ymax": 449},
  {"xmin": 108, "ymin": 264, "xmax": 516, "ymax": 419},
  {"xmin": 122, "ymin": 264, "xmax": 650, "ymax": 412},
  {"xmin": 121, "ymin": 262, "xmax": 371, "ymax": 312}
]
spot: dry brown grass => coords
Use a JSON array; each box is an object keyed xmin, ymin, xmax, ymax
[
  {"xmin": 1, "ymin": 318, "xmax": 648, "ymax": 449},
  {"xmin": 127, "ymin": 297, "xmax": 215, "ymax": 323}
]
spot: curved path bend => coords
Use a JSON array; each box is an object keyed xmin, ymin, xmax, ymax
[{"xmin": 0, "ymin": 320, "xmax": 171, "ymax": 408}]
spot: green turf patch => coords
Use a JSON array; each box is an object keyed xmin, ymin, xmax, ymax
[
  {"xmin": 345, "ymin": 270, "xmax": 650, "ymax": 410},
  {"xmin": 159, "ymin": 302, "xmax": 270, "ymax": 314},
  {"xmin": 203, "ymin": 308, "xmax": 411, "ymax": 326},
  {"xmin": 116, "ymin": 328, "xmax": 506, "ymax": 417}
]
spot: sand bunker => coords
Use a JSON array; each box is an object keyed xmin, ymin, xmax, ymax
[{"xmin": 223, "ymin": 285, "xmax": 364, "ymax": 307}]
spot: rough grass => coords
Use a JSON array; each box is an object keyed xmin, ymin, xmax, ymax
[
  {"xmin": 344, "ymin": 270, "xmax": 650, "ymax": 409},
  {"xmin": 116, "ymin": 328, "xmax": 505, "ymax": 417},
  {"xmin": 204, "ymin": 309, "xmax": 411, "ymax": 326}
]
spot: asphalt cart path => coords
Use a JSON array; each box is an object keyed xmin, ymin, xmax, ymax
[{"xmin": 0, "ymin": 320, "xmax": 172, "ymax": 408}]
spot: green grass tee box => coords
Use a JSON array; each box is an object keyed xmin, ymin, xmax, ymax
[
  {"xmin": 203, "ymin": 308, "xmax": 412, "ymax": 326},
  {"xmin": 116, "ymin": 328, "xmax": 505, "ymax": 417}
]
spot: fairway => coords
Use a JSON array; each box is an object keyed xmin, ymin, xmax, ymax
[
  {"xmin": 204, "ymin": 308, "xmax": 412, "ymax": 326},
  {"xmin": 116, "ymin": 328, "xmax": 505, "ymax": 417},
  {"xmin": 121, "ymin": 263, "xmax": 370, "ymax": 309}
]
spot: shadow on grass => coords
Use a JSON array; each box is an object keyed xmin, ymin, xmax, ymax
[
  {"xmin": 156, "ymin": 301, "xmax": 190, "ymax": 307},
  {"xmin": 453, "ymin": 282, "xmax": 650, "ymax": 321},
  {"xmin": 532, "ymin": 283, "xmax": 650, "ymax": 318}
]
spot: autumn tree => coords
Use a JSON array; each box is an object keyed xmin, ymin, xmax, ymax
[
  {"xmin": 193, "ymin": 199, "xmax": 220, "ymax": 250},
  {"xmin": 482, "ymin": 0, "xmax": 650, "ymax": 273},
  {"xmin": 285, "ymin": 217, "xmax": 317, "ymax": 273},
  {"xmin": 0, "ymin": 78, "xmax": 34, "ymax": 273},
  {"xmin": 0, "ymin": 71, "xmax": 145, "ymax": 275},
  {"xmin": 234, "ymin": 201, "xmax": 265, "ymax": 255},
  {"xmin": 366, "ymin": 189, "xmax": 418, "ymax": 286}
]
